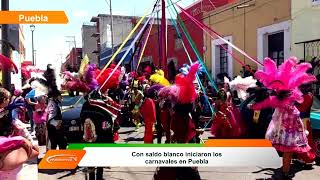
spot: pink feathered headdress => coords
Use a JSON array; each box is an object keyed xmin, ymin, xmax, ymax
[
  {"xmin": 255, "ymin": 57, "xmax": 316, "ymax": 91},
  {"xmin": 158, "ymin": 62, "xmax": 199, "ymax": 104},
  {"xmin": 252, "ymin": 57, "xmax": 316, "ymax": 108}
]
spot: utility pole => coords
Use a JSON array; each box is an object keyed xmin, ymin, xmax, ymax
[
  {"xmin": 30, "ymin": 25, "xmax": 35, "ymax": 65},
  {"xmin": 1, "ymin": 0, "xmax": 11, "ymax": 90},
  {"xmin": 34, "ymin": 50, "xmax": 37, "ymax": 65},
  {"xmin": 65, "ymin": 36, "xmax": 76, "ymax": 71},
  {"xmin": 109, "ymin": 0, "xmax": 114, "ymax": 54}
]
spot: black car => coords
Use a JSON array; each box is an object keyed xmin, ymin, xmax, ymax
[{"xmin": 62, "ymin": 95, "xmax": 85, "ymax": 143}]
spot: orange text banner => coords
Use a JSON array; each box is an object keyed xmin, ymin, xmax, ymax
[{"xmin": 0, "ymin": 11, "xmax": 68, "ymax": 24}]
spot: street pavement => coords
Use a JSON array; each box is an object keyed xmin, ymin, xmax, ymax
[{"xmin": 21, "ymin": 126, "xmax": 320, "ymax": 180}]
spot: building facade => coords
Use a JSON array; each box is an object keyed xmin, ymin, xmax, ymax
[
  {"xmin": 82, "ymin": 24, "xmax": 99, "ymax": 65},
  {"xmin": 203, "ymin": 0, "xmax": 291, "ymax": 79},
  {"xmin": 291, "ymin": 0, "xmax": 320, "ymax": 61},
  {"xmin": 62, "ymin": 48, "xmax": 83, "ymax": 72}
]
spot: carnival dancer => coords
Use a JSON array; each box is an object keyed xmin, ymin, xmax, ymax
[
  {"xmin": 155, "ymin": 63, "xmax": 201, "ymax": 180},
  {"xmin": 210, "ymin": 90, "xmax": 243, "ymax": 138},
  {"xmin": 129, "ymin": 80, "xmax": 144, "ymax": 130},
  {"xmin": 251, "ymin": 57, "xmax": 316, "ymax": 178},
  {"xmin": 85, "ymin": 63, "xmax": 123, "ymax": 180},
  {"xmin": 296, "ymin": 83, "xmax": 316, "ymax": 165},
  {"xmin": 240, "ymin": 87, "xmax": 273, "ymax": 138},
  {"xmin": 140, "ymin": 85, "xmax": 162, "ymax": 143},
  {"xmin": 44, "ymin": 64, "xmax": 67, "ymax": 150}
]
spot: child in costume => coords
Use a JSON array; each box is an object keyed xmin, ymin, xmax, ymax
[
  {"xmin": 210, "ymin": 90, "xmax": 244, "ymax": 138},
  {"xmin": 140, "ymin": 85, "xmax": 159, "ymax": 143},
  {"xmin": 33, "ymin": 95, "xmax": 48, "ymax": 146},
  {"xmin": 251, "ymin": 57, "xmax": 316, "ymax": 178},
  {"xmin": 129, "ymin": 80, "xmax": 144, "ymax": 130}
]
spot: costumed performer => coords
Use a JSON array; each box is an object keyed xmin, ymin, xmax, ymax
[
  {"xmin": 155, "ymin": 63, "xmax": 201, "ymax": 180},
  {"xmin": 251, "ymin": 57, "xmax": 316, "ymax": 178},
  {"xmin": 149, "ymin": 69, "xmax": 170, "ymax": 86},
  {"xmin": 44, "ymin": 64, "xmax": 67, "ymax": 150}
]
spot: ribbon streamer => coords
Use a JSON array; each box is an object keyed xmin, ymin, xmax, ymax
[
  {"xmin": 177, "ymin": 4, "xmax": 263, "ymax": 67},
  {"xmin": 97, "ymin": 0, "xmax": 159, "ymax": 79},
  {"xmin": 136, "ymin": 19, "xmax": 155, "ymax": 71},
  {"xmin": 168, "ymin": 7, "xmax": 215, "ymax": 115},
  {"xmin": 100, "ymin": 12, "xmax": 156, "ymax": 90},
  {"xmin": 170, "ymin": 0, "xmax": 218, "ymax": 92}
]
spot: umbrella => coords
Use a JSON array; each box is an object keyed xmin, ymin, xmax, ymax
[{"xmin": 26, "ymin": 89, "xmax": 46, "ymax": 99}]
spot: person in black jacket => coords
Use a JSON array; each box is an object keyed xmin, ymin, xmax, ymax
[
  {"xmin": 240, "ymin": 87, "xmax": 274, "ymax": 138},
  {"xmin": 44, "ymin": 64, "xmax": 67, "ymax": 150}
]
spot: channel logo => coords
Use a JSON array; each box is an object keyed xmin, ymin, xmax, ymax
[{"xmin": 39, "ymin": 150, "xmax": 85, "ymax": 169}]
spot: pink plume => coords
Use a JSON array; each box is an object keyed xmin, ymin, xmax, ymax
[
  {"xmin": 263, "ymin": 58, "xmax": 277, "ymax": 74},
  {"xmin": 186, "ymin": 62, "xmax": 200, "ymax": 81},
  {"xmin": 84, "ymin": 64, "xmax": 99, "ymax": 91}
]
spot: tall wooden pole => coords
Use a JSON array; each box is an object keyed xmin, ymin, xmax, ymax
[{"xmin": 1, "ymin": 0, "xmax": 11, "ymax": 90}]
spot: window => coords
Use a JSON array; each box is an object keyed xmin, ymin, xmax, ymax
[
  {"xmin": 175, "ymin": 38, "xmax": 183, "ymax": 50},
  {"xmin": 268, "ymin": 32, "xmax": 284, "ymax": 66},
  {"xmin": 212, "ymin": 36, "xmax": 233, "ymax": 79},
  {"xmin": 219, "ymin": 44, "xmax": 228, "ymax": 73}
]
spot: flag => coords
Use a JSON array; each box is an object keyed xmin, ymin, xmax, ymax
[{"xmin": 78, "ymin": 54, "xmax": 90, "ymax": 76}]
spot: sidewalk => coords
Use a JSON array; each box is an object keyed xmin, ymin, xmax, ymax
[{"xmin": 19, "ymin": 125, "xmax": 39, "ymax": 180}]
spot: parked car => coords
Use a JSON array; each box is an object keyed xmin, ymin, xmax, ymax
[{"xmin": 61, "ymin": 95, "xmax": 85, "ymax": 143}]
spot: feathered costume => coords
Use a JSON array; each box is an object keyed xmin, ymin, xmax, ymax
[
  {"xmin": 154, "ymin": 63, "xmax": 201, "ymax": 180},
  {"xmin": 225, "ymin": 76, "xmax": 257, "ymax": 101},
  {"xmin": 210, "ymin": 90, "xmax": 245, "ymax": 138},
  {"xmin": 43, "ymin": 65, "xmax": 60, "ymax": 98},
  {"xmin": 81, "ymin": 63, "xmax": 123, "ymax": 142},
  {"xmin": 158, "ymin": 63, "xmax": 199, "ymax": 143},
  {"xmin": 252, "ymin": 57, "xmax": 316, "ymax": 153},
  {"xmin": 150, "ymin": 69, "xmax": 170, "ymax": 87},
  {"xmin": 96, "ymin": 64, "xmax": 122, "ymax": 93},
  {"xmin": 0, "ymin": 54, "xmax": 18, "ymax": 73}
]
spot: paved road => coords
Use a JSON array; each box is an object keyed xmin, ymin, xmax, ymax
[{"xmin": 22, "ymin": 127, "xmax": 320, "ymax": 180}]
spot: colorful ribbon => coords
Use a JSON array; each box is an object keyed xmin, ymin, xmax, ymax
[
  {"xmin": 136, "ymin": 20, "xmax": 154, "ymax": 71},
  {"xmin": 168, "ymin": 7, "xmax": 215, "ymax": 115},
  {"xmin": 170, "ymin": 0, "xmax": 219, "ymax": 92},
  {"xmin": 176, "ymin": 4, "xmax": 264, "ymax": 67},
  {"xmin": 97, "ymin": 0, "xmax": 159, "ymax": 79},
  {"xmin": 99, "ymin": 11, "xmax": 156, "ymax": 90}
]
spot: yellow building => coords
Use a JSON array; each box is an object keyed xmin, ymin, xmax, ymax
[
  {"xmin": 292, "ymin": 0, "xmax": 320, "ymax": 61},
  {"xmin": 202, "ymin": 0, "xmax": 299, "ymax": 78}
]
